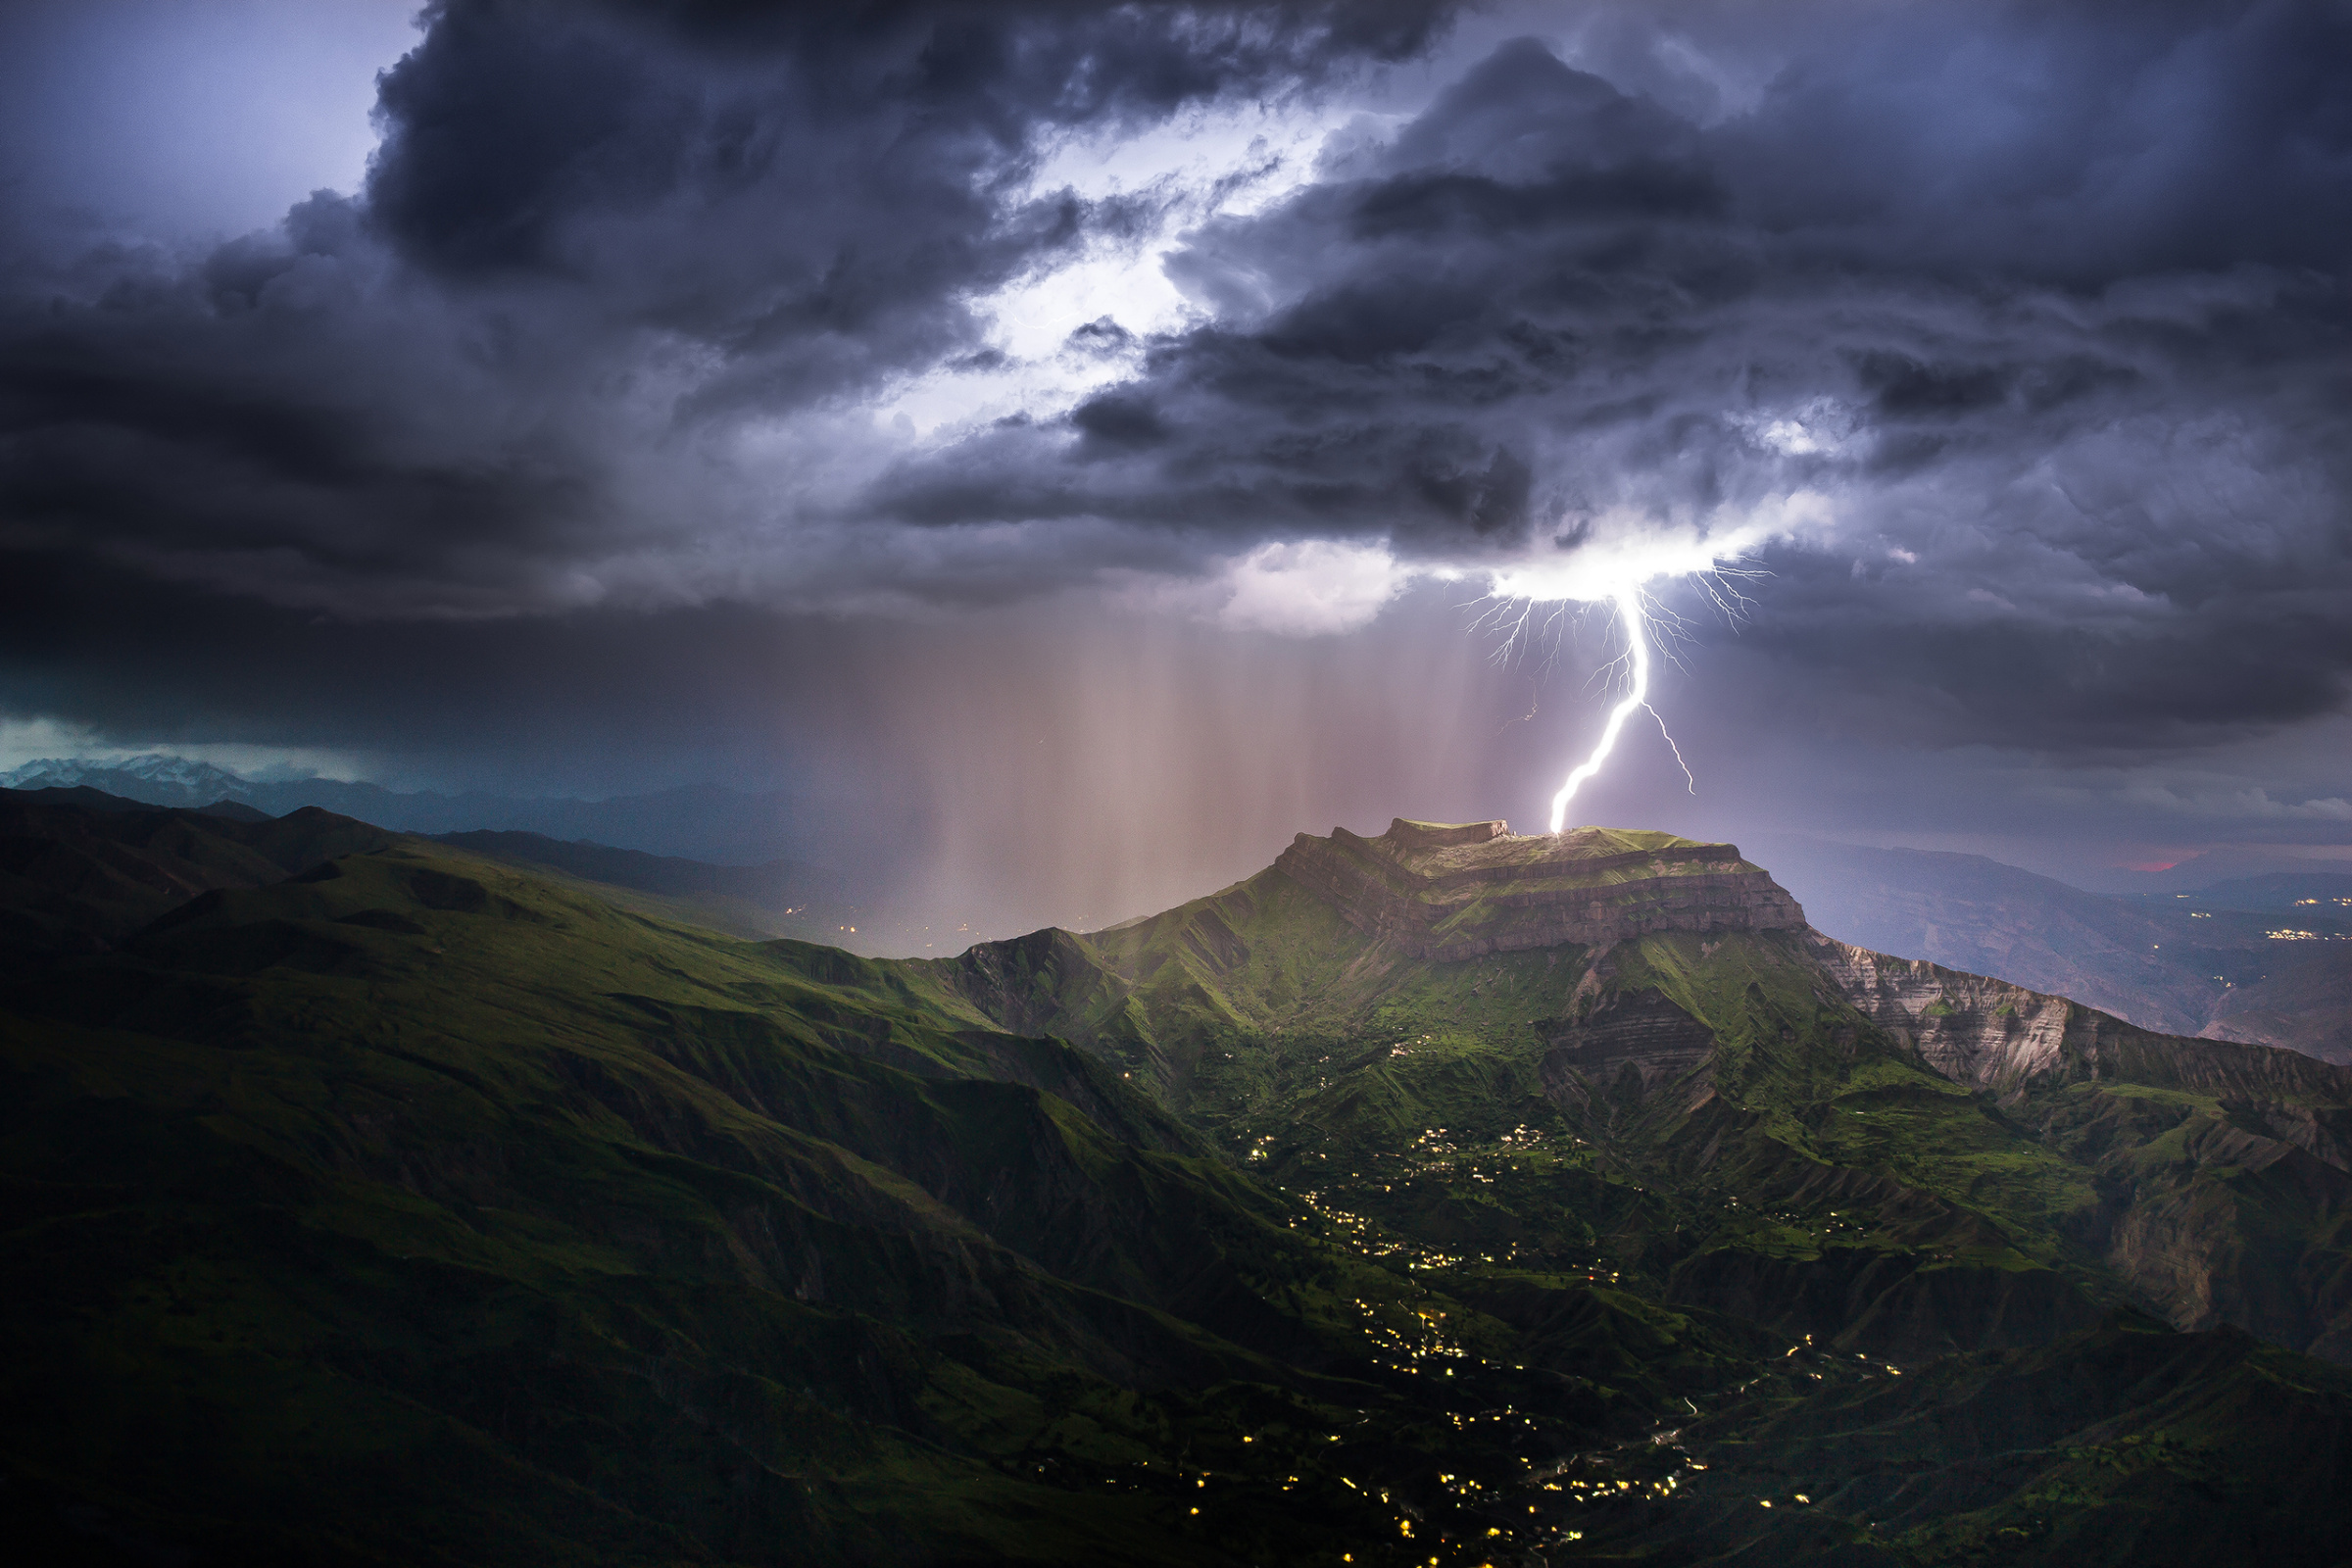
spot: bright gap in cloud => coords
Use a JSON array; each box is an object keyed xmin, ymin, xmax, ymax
[
  {"xmin": 870, "ymin": 96, "xmax": 1369, "ymax": 440},
  {"xmin": 1218, "ymin": 539, "xmax": 1409, "ymax": 635}
]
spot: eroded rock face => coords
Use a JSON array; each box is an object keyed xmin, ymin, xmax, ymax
[
  {"xmin": 1539, "ymin": 986, "xmax": 1719, "ymax": 1119},
  {"xmin": 1274, "ymin": 818, "xmax": 1807, "ymax": 960},
  {"xmin": 1814, "ymin": 933, "xmax": 2352, "ymax": 1104},
  {"xmin": 1810, "ymin": 936, "xmax": 2074, "ymax": 1087},
  {"xmin": 1811, "ymin": 931, "xmax": 2352, "ymax": 1354}
]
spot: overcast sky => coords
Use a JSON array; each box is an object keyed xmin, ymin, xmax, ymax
[{"xmin": 2, "ymin": 0, "xmax": 2347, "ymax": 939}]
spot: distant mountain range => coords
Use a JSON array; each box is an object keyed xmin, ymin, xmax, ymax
[
  {"xmin": 0, "ymin": 754, "xmax": 807, "ymax": 864},
  {"xmin": 1760, "ymin": 837, "xmax": 2352, "ymax": 1062}
]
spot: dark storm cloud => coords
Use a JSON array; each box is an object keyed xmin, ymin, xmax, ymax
[
  {"xmin": 871, "ymin": 2, "xmax": 2352, "ymax": 748},
  {"xmin": 2, "ymin": 0, "xmax": 2347, "ymax": 771},
  {"xmin": 0, "ymin": 0, "xmax": 1453, "ymax": 615}
]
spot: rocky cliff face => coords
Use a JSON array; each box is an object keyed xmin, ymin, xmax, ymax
[
  {"xmin": 1810, "ymin": 935, "xmax": 2077, "ymax": 1087},
  {"xmin": 1273, "ymin": 818, "xmax": 1807, "ymax": 960},
  {"xmin": 1812, "ymin": 932, "xmax": 2352, "ymax": 1354},
  {"xmin": 1815, "ymin": 933, "xmax": 2352, "ymax": 1103}
]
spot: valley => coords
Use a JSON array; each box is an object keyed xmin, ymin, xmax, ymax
[{"xmin": 3, "ymin": 797, "xmax": 2350, "ymax": 1564}]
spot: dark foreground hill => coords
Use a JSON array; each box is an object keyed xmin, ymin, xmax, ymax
[
  {"xmin": 3, "ymin": 807, "xmax": 2351, "ymax": 1565},
  {"xmin": 0, "ymin": 790, "xmax": 397, "ymax": 967}
]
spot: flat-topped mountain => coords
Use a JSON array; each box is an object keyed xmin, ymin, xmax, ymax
[
  {"xmin": 1274, "ymin": 817, "xmax": 1806, "ymax": 959},
  {"xmin": 935, "ymin": 816, "xmax": 2352, "ymax": 1366}
]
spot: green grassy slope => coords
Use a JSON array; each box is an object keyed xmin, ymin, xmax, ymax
[
  {"xmin": 1, "ymin": 841, "xmax": 1616, "ymax": 1567},
  {"xmin": 924, "ymin": 859, "xmax": 2352, "ymax": 1356},
  {"xmin": 911, "ymin": 845, "xmax": 2352, "ymax": 1559},
  {"xmin": 6, "ymin": 816, "xmax": 2352, "ymax": 1564}
]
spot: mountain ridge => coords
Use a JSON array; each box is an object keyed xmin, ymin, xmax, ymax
[
  {"xmin": 0, "ymin": 756, "xmax": 808, "ymax": 864},
  {"xmin": 1763, "ymin": 838, "xmax": 2352, "ymax": 1062},
  {"xmin": 1272, "ymin": 819, "xmax": 1805, "ymax": 959}
]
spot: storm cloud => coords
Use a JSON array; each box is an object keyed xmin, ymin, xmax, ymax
[
  {"xmin": 876, "ymin": 7, "xmax": 2352, "ymax": 745},
  {"xmin": 1, "ymin": 0, "xmax": 2347, "ymax": 929},
  {"xmin": 3, "ymin": 0, "xmax": 1452, "ymax": 615}
]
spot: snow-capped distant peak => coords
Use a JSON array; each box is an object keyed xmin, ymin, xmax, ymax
[{"xmin": 0, "ymin": 754, "xmax": 259, "ymax": 802}]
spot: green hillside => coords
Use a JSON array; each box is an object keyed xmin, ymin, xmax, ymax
[
  {"xmin": 1, "ymin": 840, "xmax": 1497, "ymax": 1565},
  {"xmin": 3, "ymin": 807, "xmax": 2350, "ymax": 1563}
]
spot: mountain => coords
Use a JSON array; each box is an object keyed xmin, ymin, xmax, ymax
[
  {"xmin": 0, "ymin": 753, "xmax": 258, "ymax": 805},
  {"xmin": 927, "ymin": 819, "xmax": 2352, "ymax": 1358},
  {"xmin": 4, "ymin": 808, "xmax": 2351, "ymax": 1564},
  {"xmin": 0, "ymin": 788, "xmax": 398, "ymax": 969},
  {"xmin": 1761, "ymin": 839, "xmax": 2352, "ymax": 1064},
  {"xmin": 0, "ymin": 756, "xmax": 808, "ymax": 863},
  {"xmin": 2, "ymin": 782, "xmax": 270, "ymax": 821},
  {"xmin": 0, "ymin": 790, "xmax": 858, "ymax": 953}
]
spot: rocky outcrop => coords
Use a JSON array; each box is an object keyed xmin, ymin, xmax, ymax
[
  {"xmin": 1814, "ymin": 933, "xmax": 2352, "ymax": 1105},
  {"xmin": 1813, "ymin": 930, "xmax": 2352, "ymax": 1357},
  {"xmin": 1273, "ymin": 818, "xmax": 1807, "ymax": 961},
  {"xmin": 1810, "ymin": 935, "xmax": 2075, "ymax": 1087},
  {"xmin": 1539, "ymin": 986, "xmax": 1719, "ymax": 1115}
]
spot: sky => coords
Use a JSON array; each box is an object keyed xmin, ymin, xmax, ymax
[{"xmin": 1, "ymin": 0, "xmax": 2347, "ymax": 943}]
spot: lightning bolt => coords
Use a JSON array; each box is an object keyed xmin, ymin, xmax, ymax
[
  {"xmin": 1547, "ymin": 588, "xmax": 1651, "ymax": 833},
  {"xmin": 1470, "ymin": 526, "xmax": 1765, "ymax": 830}
]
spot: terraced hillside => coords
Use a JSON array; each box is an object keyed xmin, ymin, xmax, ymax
[{"xmin": 4, "ymin": 802, "xmax": 2351, "ymax": 1565}]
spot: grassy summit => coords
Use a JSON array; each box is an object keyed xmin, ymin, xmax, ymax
[{"xmin": 4, "ymin": 800, "xmax": 2351, "ymax": 1564}]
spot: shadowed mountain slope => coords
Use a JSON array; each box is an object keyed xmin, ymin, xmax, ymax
[
  {"xmin": 2, "ymin": 810, "xmax": 2350, "ymax": 1564},
  {"xmin": 0, "ymin": 789, "xmax": 398, "ymax": 966},
  {"xmin": 430, "ymin": 827, "xmax": 851, "ymax": 942},
  {"xmin": 3, "ymin": 840, "xmax": 1534, "ymax": 1566}
]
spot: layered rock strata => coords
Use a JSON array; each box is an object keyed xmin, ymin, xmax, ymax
[
  {"xmin": 1538, "ymin": 986, "xmax": 1721, "ymax": 1121},
  {"xmin": 1273, "ymin": 817, "xmax": 1806, "ymax": 960},
  {"xmin": 1814, "ymin": 933, "xmax": 2352, "ymax": 1103},
  {"xmin": 1811, "ymin": 936, "xmax": 2076, "ymax": 1087}
]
